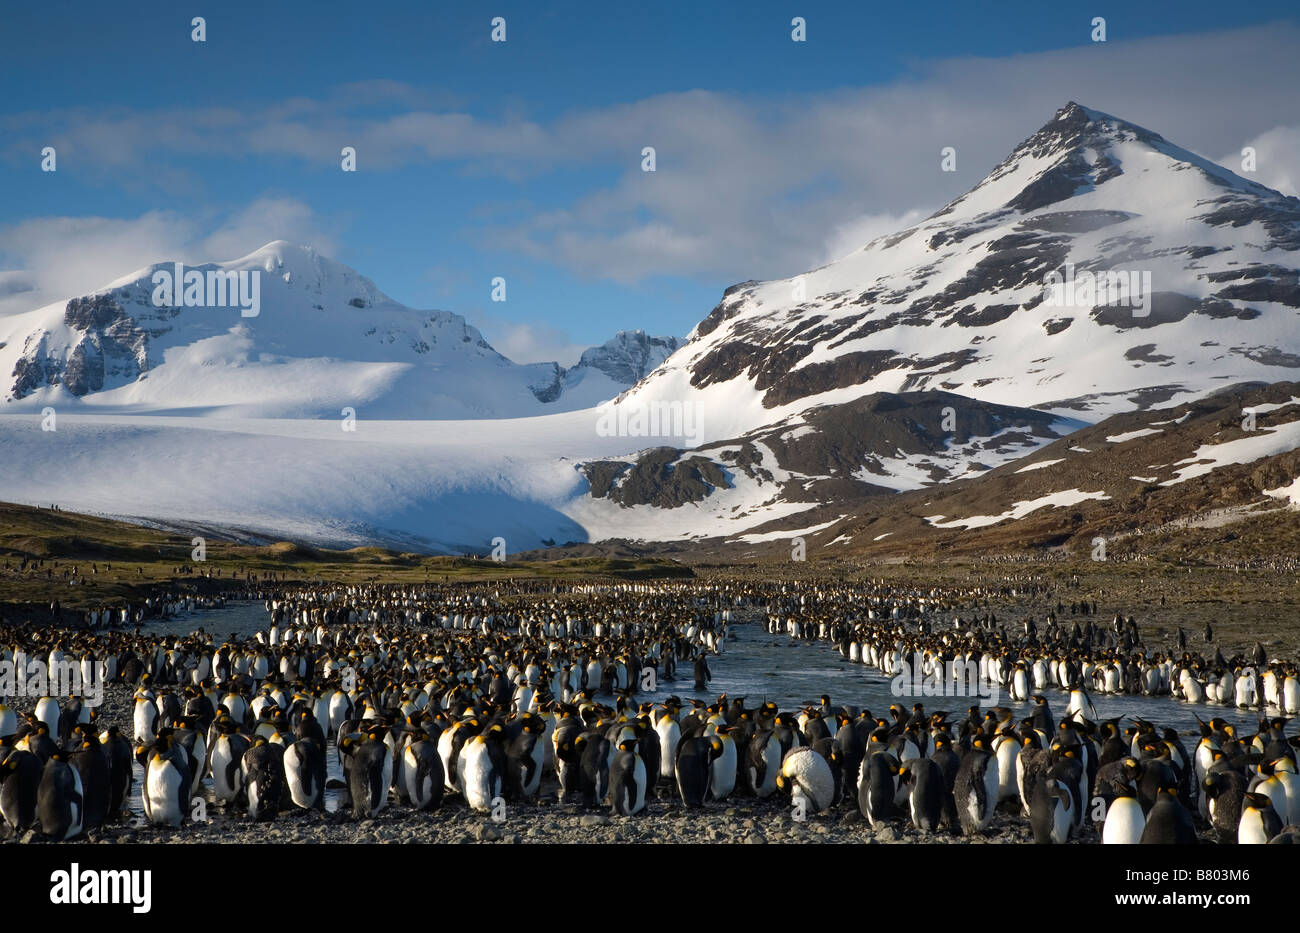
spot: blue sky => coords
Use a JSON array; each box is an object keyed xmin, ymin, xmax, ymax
[{"xmin": 2, "ymin": 1, "xmax": 1298, "ymax": 364}]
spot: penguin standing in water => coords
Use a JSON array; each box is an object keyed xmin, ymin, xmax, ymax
[
  {"xmin": 143, "ymin": 734, "xmax": 190, "ymax": 828},
  {"xmin": 283, "ymin": 736, "xmax": 325, "ymax": 811},
  {"xmin": 693, "ymin": 654, "xmax": 712, "ymax": 692},
  {"xmin": 37, "ymin": 752, "xmax": 84, "ymax": 841},
  {"xmin": 674, "ymin": 735, "xmax": 714, "ymax": 808},
  {"xmin": 242, "ymin": 735, "xmax": 285, "ymax": 821},
  {"xmin": 609, "ymin": 738, "xmax": 648, "ymax": 815},
  {"xmin": 0, "ymin": 749, "xmax": 41, "ymax": 833},
  {"xmin": 1238, "ymin": 791, "xmax": 1284, "ymax": 845},
  {"xmin": 1140, "ymin": 786, "xmax": 1197, "ymax": 844}
]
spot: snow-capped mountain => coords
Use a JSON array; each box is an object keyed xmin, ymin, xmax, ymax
[
  {"xmin": 521, "ymin": 330, "xmax": 685, "ymax": 404},
  {"xmin": 0, "ymin": 242, "xmax": 677, "ymax": 418},
  {"xmin": 1, "ymin": 103, "xmax": 1297, "ymax": 555},
  {"xmin": 616, "ymin": 102, "xmax": 1300, "ymax": 446}
]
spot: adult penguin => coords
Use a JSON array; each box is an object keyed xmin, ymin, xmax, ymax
[
  {"xmin": 834, "ymin": 713, "xmax": 866, "ymax": 793},
  {"xmin": 634, "ymin": 718, "xmax": 661, "ymax": 802},
  {"xmin": 901, "ymin": 756, "xmax": 947, "ymax": 835},
  {"xmin": 708, "ymin": 726, "xmax": 738, "ymax": 802},
  {"xmin": 674, "ymin": 735, "xmax": 713, "ymax": 808},
  {"xmin": 859, "ymin": 750, "xmax": 899, "ymax": 829},
  {"xmin": 955, "ymin": 735, "xmax": 1000, "ymax": 834},
  {"xmin": 1203, "ymin": 769, "xmax": 1248, "ymax": 842},
  {"xmin": 1048, "ymin": 744, "xmax": 1087, "ymax": 833},
  {"xmin": 99, "ymin": 726, "xmax": 133, "ymax": 820},
  {"xmin": 210, "ymin": 726, "xmax": 251, "ymax": 808},
  {"xmin": 37, "ymin": 752, "xmax": 84, "ymax": 841},
  {"xmin": 1249, "ymin": 760, "xmax": 1296, "ymax": 826},
  {"xmin": 0, "ymin": 749, "xmax": 41, "ymax": 833},
  {"xmin": 505, "ymin": 718, "xmax": 545, "ymax": 802},
  {"xmin": 242, "ymin": 735, "xmax": 285, "ymax": 821},
  {"xmin": 653, "ymin": 706, "xmax": 681, "ymax": 787},
  {"xmin": 554, "ymin": 728, "xmax": 585, "ymax": 804},
  {"xmin": 143, "ymin": 734, "xmax": 190, "ymax": 828},
  {"xmin": 1140, "ymin": 786, "xmax": 1197, "ymax": 844},
  {"xmin": 993, "ymin": 730, "xmax": 1021, "ymax": 804},
  {"xmin": 34, "ymin": 696, "xmax": 60, "ymax": 740},
  {"xmin": 1030, "ymin": 696, "xmax": 1054, "ymax": 736},
  {"xmin": 24, "ymin": 724, "xmax": 58, "ymax": 764},
  {"xmin": 1029, "ymin": 775, "xmax": 1074, "ymax": 844},
  {"xmin": 692, "ymin": 653, "xmax": 711, "ymax": 692},
  {"xmin": 69, "ymin": 734, "xmax": 110, "ymax": 833},
  {"xmin": 283, "ymin": 736, "xmax": 326, "ymax": 810},
  {"xmin": 1238, "ymin": 791, "xmax": 1284, "ymax": 845},
  {"xmin": 401, "ymin": 738, "xmax": 444, "ymax": 811},
  {"xmin": 346, "ymin": 733, "xmax": 392, "ymax": 820},
  {"xmin": 747, "ymin": 729, "xmax": 782, "ymax": 798},
  {"xmin": 460, "ymin": 727, "xmax": 506, "ymax": 813},
  {"xmin": 577, "ymin": 731, "xmax": 611, "ymax": 808},
  {"xmin": 609, "ymin": 738, "xmax": 648, "ymax": 816},
  {"xmin": 777, "ymin": 746, "xmax": 835, "ymax": 815},
  {"xmin": 1102, "ymin": 781, "xmax": 1146, "ymax": 844}
]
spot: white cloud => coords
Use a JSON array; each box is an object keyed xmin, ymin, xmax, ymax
[
  {"xmin": 464, "ymin": 308, "xmax": 588, "ymax": 367},
  {"xmin": 0, "ymin": 198, "xmax": 336, "ymax": 318},
  {"xmin": 1, "ymin": 25, "xmax": 1298, "ymax": 290},
  {"xmin": 1221, "ymin": 125, "xmax": 1300, "ymax": 199}
]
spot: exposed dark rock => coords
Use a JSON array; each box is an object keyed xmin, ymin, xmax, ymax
[
  {"xmin": 1017, "ymin": 210, "xmax": 1132, "ymax": 234},
  {"xmin": 580, "ymin": 449, "xmax": 731, "ymax": 508},
  {"xmin": 761, "ymin": 350, "xmax": 900, "ymax": 408},
  {"xmin": 1231, "ymin": 346, "xmax": 1300, "ymax": 368},
  {"xmin": 1124, "ymin": 344, "xmax": 1173, "ymax": 364}
]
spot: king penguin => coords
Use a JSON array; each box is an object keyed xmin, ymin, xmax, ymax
[
  {"xmin": 36, "ymin": 752, "xmax": 84, "ymax": 841},
  {"xmin": 1238, "ymin": 791, "xmax": 1284, "ymax": 844},
  {"xmin": 1101, "ymin": 781, "xmax": 1146, "ymax": 845},
  {"xmin": 1140, "ymin": 786, "xmax": 1197, "ymax": 844},
  {"xmin": 609, "ymin": 738, "xmax": 648, "ymax": 815}
]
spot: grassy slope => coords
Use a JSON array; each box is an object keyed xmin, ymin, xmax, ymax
[{"xmin": 0, "ymin": 501, "xmax": 692, "ymax": 609}]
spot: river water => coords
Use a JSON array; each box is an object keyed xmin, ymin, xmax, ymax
[{"xmin": 151, "ymin": 600, "xmax": 1268, "ymax": 733}]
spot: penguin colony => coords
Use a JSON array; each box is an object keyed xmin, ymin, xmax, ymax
[
  {"xmin": 762, "ymin": 581, "xmax": 1300, "ymax": 843},
  {"xmin": 1, "ymin": 577, "xmax": 1298, "ymax": 844}
]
